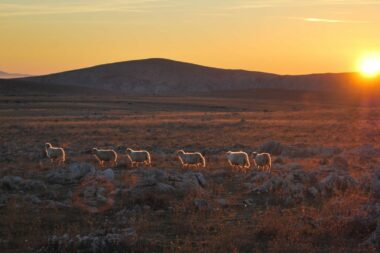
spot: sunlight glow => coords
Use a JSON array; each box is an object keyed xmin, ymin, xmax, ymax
[{"xmin": 358, "ymin": 54, "xmax": 380, "ymax": 78}]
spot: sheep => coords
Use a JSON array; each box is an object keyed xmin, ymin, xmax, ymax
[
  {"xmin": 252, "ymin": 152, "xmax": 272, "ymax": 173},
  {"xmin": 126, "ymin": 148, "xmax": 151, "ymax": 167},
  {"xmin": 176, "ymin": 150, "xmax": 206, "ymax": 169},
  {"xmin": 45, "ymin": 143, "xmax": 65, "ymax": 164},
  {"xmin": 226, "ymin": 151, "xmax": 250, "ymax": 172},
  {"xmin": 92, "ymin": 148, "xmax": 118, "ymax": 167}
]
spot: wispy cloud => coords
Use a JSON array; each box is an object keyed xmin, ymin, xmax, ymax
[
  {"xmin": 225, "ymin": 0, "xmax": 380, "ymax": 10},
  {"xmin": 0, "ymin": 0, "xmax": 170, "ymax": 17},
  {"xmin": 289, "ymin": 17, "xmax": 369, "ymax": 24},
  {"xmin": 305, "ymin": 18, "xmax": 344, "ymax": 23}
]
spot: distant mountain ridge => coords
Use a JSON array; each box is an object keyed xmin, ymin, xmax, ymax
[
  {"xmin": 0, "ymin": 70, "xmax": 30, "ymax": 79},
  {"xmin": 20, "ymin": 58, "xmax": 369, "ymax": 95}
]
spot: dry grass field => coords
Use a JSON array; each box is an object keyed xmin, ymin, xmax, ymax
[{"xmin": 1, "ymin": 91, "xmax": 380, "ymax": 252}]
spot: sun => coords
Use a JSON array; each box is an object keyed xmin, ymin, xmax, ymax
[{"xmin": 358, "ymin": 54, "xmax": 380, "ymax": 78}]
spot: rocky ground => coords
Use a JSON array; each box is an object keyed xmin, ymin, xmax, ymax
[
  {"xmin": 2, "ymin": 95, "xmax": 380, "ymax": 252},
  {"xmin": 1, "ymin": 140, "xmax": 380, "ymax": 252}
]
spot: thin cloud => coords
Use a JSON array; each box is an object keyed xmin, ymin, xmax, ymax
[
  {"xmin": 289, "ymin": 17, "xmax": 370, "ymax": 24},
  {"xmin": 225, "ymin": 0, "xmax": 380, "ymax": 10},
  {"xmin": 0, "ymin": 0, "xmax": 169, "ymax": 17},
  {"xmin": 304, "ymin": 17, "xmax": 344, "ymax": 23}
]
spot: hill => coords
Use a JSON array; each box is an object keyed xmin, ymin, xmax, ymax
[{"xmin": 20, "ymin": 58, "xmax": 370, "ymax": 95}]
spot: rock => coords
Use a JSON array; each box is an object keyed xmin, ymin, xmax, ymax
[
  {"xmin": 0, "ymin": 195, "xmax": 9, "ymax": 207},
  {"xmin": 273, "ymin": 157, "xmax": 284, "ymax": 164},
  {"xmin": 344, "ymin": 144, "xmax": 380, "ymax": 158},
  {"xmin": 22, "ymin": 180, "xmax": 47, "ymax": 192},
  {"xmin": 125, "ymin": 168, "xmax": 207, "ymax": 206},
  {"xmin": 319, "ymin": 173, "xmax": 357, "ymax": 197},
  {"xmin": 282, "ymin": 144, "xmax": 314, "ymax": 158},
  {"xmin": 284, "ymin": 196, "xmax": 295, "ymax": 207},
  {"xmin": 282, "ymin": 144, "xmax": 341, "ymax": 159},
  {"xmin": 251, "ymin": 176, "xmax": 283, "ymax": 194},
  {"xmin": 288, "ymin": 163, "xmax": 303, "ymax": 171},
  {"xmin": 0, "ymin": 176, "xmax": 23, "ymax": 190},
  {"xmin": 102, "ymin": 168, "xmax": 115, "ymax": 181},
  {"xmin": 259, "ymin": 140, "xmax": 283, "ymax": 155},
  {"xmin": 216, "ymin": 198, "xmax": 229, "ymax": 207},
  {"xmin": 307, "ymin": 187, "xmax": 319, "ymax": 198},
  {"xmin": 194, "ymin": 172, "xmax": 207, "ymax": 187},
  {"xmin": 24, "ymin": 195, "xmax": 42, "ymax": 204},
  {"xmin": 332, "ymin": 156, "xmax": 349, "ymax": 171},
  {"xmin": 46, "ymin": 162, "xmax": 95, "ymax": 184},
  {"xmin": 193, "ymin": 199, "xmax": 209, "ymax": 210},
  {"xmin": 46, "ymin": 228, "xmax": 137, "ymax": 252},
  {"xmin": 44, "ymin": 200, "xmax": 71, "ymax": 209},
  {"xmin": 243, "ymin": 198, "xmax": 254, "ymax": 206},
  {"xmin": 317, "ymin": 147, "xmax": 342, "ymax": 158},
  {"xmin": 154, "ymin": 209, "xmax": 166, "ymax": 216},
  {"xmin": 319, "ymin": 158, "xmax": 329, "ymax": 165}
]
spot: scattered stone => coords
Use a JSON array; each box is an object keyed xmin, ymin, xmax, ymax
[
  {"xmin": 273, "ymin": 157, "xmax": 284, "ymax": 164},
  {"xmin": 193, "ymin": 199, "xmax": 209, "ymax": 210},
  {"xmin": 319, "ymin": 173, "xmax": 357, "ymax": 197},
  {"xmin": 307, "ymin": 187, "xmax": 319, "ymax": 198},
  {"xmin": 243, "ymin": 198, "xmax": 254, "ymax": 206},
  {"xmin": 24, "ymin": 195, "xmax": 42, "ymax": 204},
  {"xmin": 0, "ymin": 176, "xmax": 23, "ymax": 190},
  {"xmin": 46, "ymin": 228, "xmax": 137, "ymax": 252},
  {"xmin": 319, "ymin": 158, "xmax": 329, "ymax": 165},
  {"xmin": 332, "ymin": 156, "xmax": 349, "ymax": 171},
  {"xmin": 125, "ymin": 168, "xmax": 207, "ymax": 206},
  {"xmin": 216, "ymin": 198, "xmax": 229, "ymax": 207},
  {"xmin": 46, "ymin": 162, "xmax": 95, "ymax": 184},
  {"xmin": 259, "ymin": 141, "xmax": 283, "ymax": 156},
  {"xmin": 22, "ymin": 179, "xmax": 47, "ymax": 192},
  {"xmin": 102, "ymin": 168, "xmax": 115, "ymax": 181}
]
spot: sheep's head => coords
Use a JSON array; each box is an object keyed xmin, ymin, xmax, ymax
[
  {"xmin": 126, "ymin": 148, "xmax": 133, "ymax": 154},
  {"xmin": 45, "ymin": 143, "xmax": 52, "ymax": 149},
  {"xmin": 252, "ymin": 152, "xmax": 258, "ymax": 158},
  {"xmin": 91, "ymin": 148, "xmax": 98, "ymax": 154},
  {"xmin": 176, "ymin": 150, "xmax": 184, "ymax": 155}
]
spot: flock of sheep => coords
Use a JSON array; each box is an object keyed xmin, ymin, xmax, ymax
[{"xmin": 45, "ymin": 143, "xmax": 272, "ymax": 173}]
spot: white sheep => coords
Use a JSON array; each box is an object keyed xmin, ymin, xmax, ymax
[
  {"xmin": 92, "ymin": 148, "xmax": 118, "ymax": 167},
  {"xmin": 45, "ymin": 143, "xmax": 66, "ymax": 164},
  {"xmin": 252, "ymin": 152, "xmax": 272, "ymax": 173},
  {"xmin": 176, "ymin": 150, "xmax": 206, "ymax": 168},
  {"xmin": 226, "ymin": 151, "xmax": 250, "ymax": 171},
  {"xmin": 126, "ymin": 148, "xmax": 151, "ymax": 167}
]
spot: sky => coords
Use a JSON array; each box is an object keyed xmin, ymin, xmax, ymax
[{"xmin": 0, "ymin": 0, "xmax": 379, "ymax": 75}]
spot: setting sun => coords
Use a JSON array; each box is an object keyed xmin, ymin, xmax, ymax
[{"xmin": 358, "ymin": 54, "xmax": 380, "ymax": 78}]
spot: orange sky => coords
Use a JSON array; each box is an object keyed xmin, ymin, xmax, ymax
[{"xmin": 1, "ymin": 0, "xmax": 379, "ymax": 75}]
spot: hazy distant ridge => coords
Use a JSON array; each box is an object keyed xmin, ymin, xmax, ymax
[{"xmin": 0, "ymin": 70, "xmax": 30, "ymax": 79}]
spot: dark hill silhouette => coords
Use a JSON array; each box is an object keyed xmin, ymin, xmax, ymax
[{"xmin": 15, "ymin": 58, "xmax": 379, "ymax": 95}]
